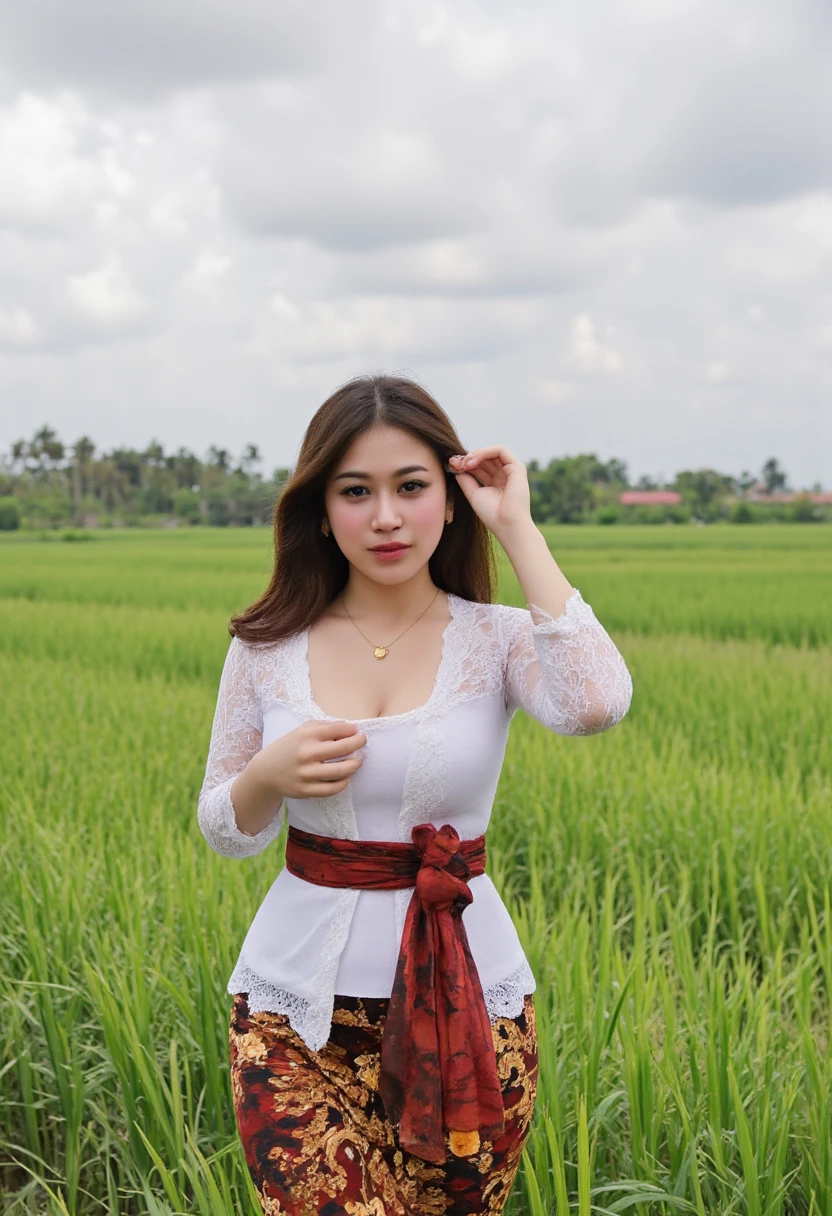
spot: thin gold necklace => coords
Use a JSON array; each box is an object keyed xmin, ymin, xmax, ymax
[{"xmin": 340, "ymin": 587, "xmax": 442, "ymax": 659}]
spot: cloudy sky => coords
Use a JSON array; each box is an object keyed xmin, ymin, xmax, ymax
[{"xmin": 1, "ymin": 0, "xmax": 830, "ymax": 489}]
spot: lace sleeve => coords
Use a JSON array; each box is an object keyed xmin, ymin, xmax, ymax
[
  {"xmin": 501, "ymin": 589, "xmax": 633, "ymax": 735},
  {"xmin": 197, "ymin": 636, "xmax": 286, "ymax": 858}
]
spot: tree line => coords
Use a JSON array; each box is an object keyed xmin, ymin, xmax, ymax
[{"xmin": 0, "ymin": 425, "xmax": 826, "ymax": 531}]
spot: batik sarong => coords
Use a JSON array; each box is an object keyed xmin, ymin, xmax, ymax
[{"xmin": 229, "ymin": 989, "xmax": 538, "ymax": 1215}]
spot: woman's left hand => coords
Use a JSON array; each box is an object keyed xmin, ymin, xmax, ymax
[{"xmin": 449, "ymin": 446, "xmax": 533, "ymax": 538}]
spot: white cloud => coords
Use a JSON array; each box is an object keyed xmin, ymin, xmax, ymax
[
  {"xmin": 251, "ymin": 295, "xmax": 542, "ymax": 366},
  {"xmin": 570, "ymin": 314, "xmax": 623, "ymax": 374},
  {"xmin": 66, "ymin": 254, "xmax": 146, "ymax": 324},
  {"xmin": 185, "ymin": 249, "xmax": 233, "ymax": 287},
  {"xmin": 0, "ymin": 91, "xmax": 130, "ymax": 231},
  {"xmin": 270, "ymin": 293, "xmax": 302, "ymax": 321},
  {"xmin": 536, "ymin": 378, "xmax": 572, "ymax": 404},
  {"xmin": 0, "ymin": 305, "xmax": 40, "ymax": 345},
  {"xmin": 215, "ymin": 85, "xmax": 486, "ymax": 251},
  {"xmin": 0, "ymin": 0, "xmax": 829, "ymax": 488}
]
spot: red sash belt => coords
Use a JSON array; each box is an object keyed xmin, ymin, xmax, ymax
[{"xmin": 284, "ymin": 822, "xmax": 505, "ymax": 1165}]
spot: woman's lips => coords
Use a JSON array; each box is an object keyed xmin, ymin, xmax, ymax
[{"xmin": 370, "ymin": 545, "xmax": 411, "ymax": 560}]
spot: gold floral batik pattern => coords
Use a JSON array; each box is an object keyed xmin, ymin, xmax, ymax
[{"xmin": 229, "ymin": 990, "xmax": 538, "ymax": 1216}]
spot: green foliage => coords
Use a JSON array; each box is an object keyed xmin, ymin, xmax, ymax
[
  {"xmin": 205, "ymin": 490, "xmax": 230, "ymax": 527},
  {"xmin": 596, "ymin": 504, "xmax": 621, "ymax": 525},
  {"xmin": 730, "ymin": 500, "xmax": 755, "ymax": 524},
  {"xmin": 528, "ymin": 453, "xmax": 621, "ymax": 523},
  {"xmin": 60, "ymin": 530, "xmax": 98, "ymax": 543},
  {"xmin": 0, "ymin": 496, "xmax": 21, "ymax": 530},
  {"xmin": 173, "ymin": 488, "xmax": 202, "ymax": 524},
  {"xmin": 629, "ymin": 504, "xmax": 670, "ymax": 524},
  {"xmin": 673, "ymin": 468, "xmax": 735, "ymax": 514},
  {"xmin": 2, "ymin": 426, "xmax": 827, "ymax": 530},
  {"xmin": 790, "ymin": 495, "xmax": 823, "ymax": 523},
  {"xmin": 3, "ymin": 426, "xmax": 287, "ymax": 531}
]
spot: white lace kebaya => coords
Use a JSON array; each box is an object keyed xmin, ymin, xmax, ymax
[{"xmin": 197, "ymin": 588, "xmax": 633, "ymax": 1053}]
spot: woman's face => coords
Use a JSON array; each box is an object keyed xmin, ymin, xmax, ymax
[{"xmin": 323, "ymin": 425, "xmax": 451, "ymax": 583}]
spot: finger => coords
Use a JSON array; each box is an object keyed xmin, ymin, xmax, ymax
[
  {"xmin": 467, "ymin": 458, "xmax": 504, "ymax": 483},
  {"xmin": 312, "ymin": 753, "xmax": 365, "ymax": 779},
  {"xmin": 319, "ymin": 732, "xmax": 367, "ymax": 760},
  {"xmin": 300, "ymin": 723, "xmax": 363, "ymax": 760},
  {"xmin": 312, "ymin": 719, "xmax": 364, "ymax": 742},
  {"xmin": 463, "ymin": 455, "xmax": 520, "ymax": 486},
  {"xmin": 455, "ymin": 445, "xmax": 519, "ymax": 469},
  {"xmin": 451, "ymin": 469, "xmax": 483, "ymax": 495},
  {"xmin": 460, "ymin": 464, "xmax": 496, "ymax": 486},
  {"xmin": 307, "ymin": 776, "xmax": 353, "ymax": 797},
  {"xmin": 463, "ymin": 455, "xmax": 510, "ymax": 486}
]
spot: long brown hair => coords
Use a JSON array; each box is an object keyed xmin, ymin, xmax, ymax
[{"xmin": 230, "ymin": 373, "xmax": 497, "ymax": 644}]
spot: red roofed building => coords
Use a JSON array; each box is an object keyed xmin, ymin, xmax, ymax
[
  {"xmin": 746, "ymin": 481, "xmax": 832, "ymax": 504},
  {"xmin": 619, "ymin": 490, "xmax": 682, "ymax": 505}
]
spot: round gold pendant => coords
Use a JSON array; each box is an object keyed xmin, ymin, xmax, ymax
[{"xmin": 373, "ymin": 646, "xmax": 389, "ymax": 659}]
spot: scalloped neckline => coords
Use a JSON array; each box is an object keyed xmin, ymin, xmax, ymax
[{"xmin": 301, "ymin": 592, "xmax": 464, "ymax": 725}]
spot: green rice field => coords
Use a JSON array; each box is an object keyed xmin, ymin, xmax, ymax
[{"xmin": 1, "ymin": 524, "xmax": 831, "ymax": 1215}]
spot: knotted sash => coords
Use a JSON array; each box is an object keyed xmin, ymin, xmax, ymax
[{"xmin": 284, "ymin": 822, "xmax": 506, "ymax": 1164}]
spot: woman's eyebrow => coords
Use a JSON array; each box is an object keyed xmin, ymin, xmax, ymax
[{"xmin": 333, "ymin": 465, "xmax": 430, "ymax": 481}]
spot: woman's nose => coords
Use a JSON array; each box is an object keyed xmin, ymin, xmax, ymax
[{"xmin": 373, "ymin": 492, "xmax": 401, "ymax": 526}]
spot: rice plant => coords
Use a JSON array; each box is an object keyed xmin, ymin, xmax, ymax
[{"xmin": 1, "ymin": 524, "xmax": 829, "ymax": 1213}]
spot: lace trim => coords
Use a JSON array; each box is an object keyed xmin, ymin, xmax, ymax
[
  {"xmin": 254, "ymin": 592, "xmax": 511, "ymax": 730},
  {"xmin": 227, "ymin": 961, "xmax": 331, "ymax": 1051},
  {"xmin": 197, "ymin": 772, "xmax": 285, "ymax": 859},
  {"xmin": 292, "ymin": 591, "xmax": 463, "ymax": 730},
  {"xmin": 229, "ymin": 886, "xmax": 360, "ymax": 1053},
  {"xmin": 527, "ymin": 588, "xmax": 592, "ymax": 635},
  {"xmin": 482, "ymin": 957, "xmax": 537, "ymax": 1020},
  {"xmin": 496, "ymin": 589, "xmax": 633, "ymax": 735},
  {"xmin": 228, "ymin": 955, "xmax": 537, "ymax": 1052},
  {"xmin": 206, "ymin": 587, "xmax": 633, "ymax": 764}
]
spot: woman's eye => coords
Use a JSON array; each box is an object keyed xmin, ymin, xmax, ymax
[{"xmin": 340, "ymin": 480, "xmax": 427, "ymax": 498}]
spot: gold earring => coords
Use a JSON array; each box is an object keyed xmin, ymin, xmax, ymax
[{"xmin": 321, "ymin": 520, "xmax": 330, "ymax": 536}]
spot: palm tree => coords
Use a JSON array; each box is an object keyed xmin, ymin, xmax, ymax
[
  {"xmin": 31, "ymin": 425, "xmax": 65, "ymax": 479},
  {"xmin": 240, "ymin": 443, "xmax": 262, "ymax": 476},
  {"xmin": 762, "ymin": 458, "xmax": 788, "ymax": 495},
  {"xmin": 207, "ymin": 446, "xmax": 230, "ymax": 474},
  {"xmin": 172, "ymin": 447, "xmax": 202, "ymax": 490},
  {"xmin": 10, "ymin": 439, "xmax": 27, "ymax": 474},
  {"xmin": 94, "ymin": 458, "xmax": 129, "ymax": 511},
  {"xmin": 71, "ymin": 435, "xmax": 96, "ymax": 520}
]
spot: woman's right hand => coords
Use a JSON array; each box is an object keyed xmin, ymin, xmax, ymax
[{"xmin": 252, "ymin": 719, "xmax": 367, "ymax": 800}]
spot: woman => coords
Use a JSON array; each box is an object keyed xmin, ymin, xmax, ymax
[{"xmin": 198, "ymin": 373, "xmax": 633, "ymax": 1215}]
